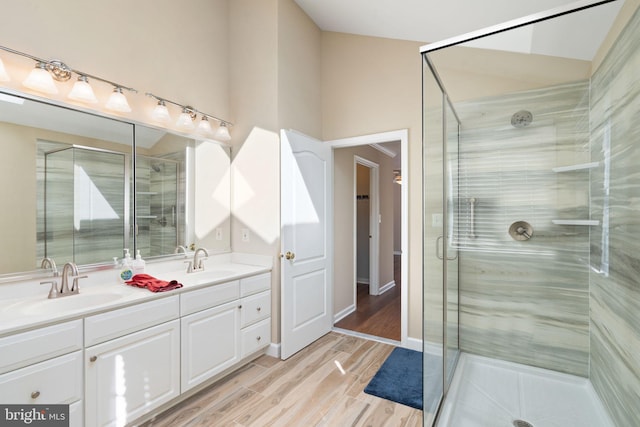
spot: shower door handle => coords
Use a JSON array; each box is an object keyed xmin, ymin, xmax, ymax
[{"xmin": 436, "ymin": 235, "xmax": 458, "ymax": 260}]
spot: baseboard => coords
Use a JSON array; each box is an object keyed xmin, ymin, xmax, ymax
[
  {"xmin": 333, "ymin": 304, "xmax": 355, "ymax": 323},
  {"xmin": 356, "ymin": 277, "xmax": 370, "ymax": 285},
  {"xmin": 378, "ymin": 280, "xmax": 395, "ymax": 295},
  {"xmin": 266, "ymin": 342, "xmax": 281, "ymax": 358},
  {"xmin": 405, "ymin": 336, "xmax": 423, "ymax": 352}
]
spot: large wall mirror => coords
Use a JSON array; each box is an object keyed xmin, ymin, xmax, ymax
[{"xmin": 0, "ymin": 90, "xmax": 231, "ymax": 277}]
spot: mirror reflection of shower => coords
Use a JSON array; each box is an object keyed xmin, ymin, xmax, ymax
[
  {"xmin": 37, "ymin": 142, "xmax": 127, "ymax": 266},
  {"xmin": 136, "ymin": 155, "xmax": 182, "ymax": 257}
]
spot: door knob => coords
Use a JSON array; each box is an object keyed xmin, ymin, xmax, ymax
[{"xmin": 285, "ymin": 251, "xmax": 295, "ymax": 260}]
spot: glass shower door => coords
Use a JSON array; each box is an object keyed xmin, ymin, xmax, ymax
[
  {"xmin": 423, "ymin": 56, "xmax": 445, "ymax": 424},
  {"xmin": 423, "ymin": 54, "xmax": 461, "ymax": 426}
]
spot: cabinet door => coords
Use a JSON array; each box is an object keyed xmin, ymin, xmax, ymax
[
  {"xmin": 85, "ymin": 320, "xmax": 180, "ymax": 427},
  {"xmin": 181, "ymin": 300, "xmax": 240, "ymax": 392}
]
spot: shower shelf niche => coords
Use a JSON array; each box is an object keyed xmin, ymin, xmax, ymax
[
  {"xmin": 552, "ymin": 161, "xmax": 599, "ymax": 173},
  {"xmin": 552, "ymin": 219, "xmax": 599, "ymax": 226}
]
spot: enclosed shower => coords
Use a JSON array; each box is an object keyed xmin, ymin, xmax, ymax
[{"xmin": 422, "ymin": 1, "xmax": 640, "ymax": 426}]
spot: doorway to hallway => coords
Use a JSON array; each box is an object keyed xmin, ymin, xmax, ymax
[{"xmin": 334, "ymin": 254, "xmax": 402, "ymax": 340}]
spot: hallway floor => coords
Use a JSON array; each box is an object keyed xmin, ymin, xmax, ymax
[
  {"xmin": 334, "ymin": 256, "xmax": 401, "ymax": 341},
  {"xmin": 139, "ymin": 332, "xmax": 422, "ymax": 426}
]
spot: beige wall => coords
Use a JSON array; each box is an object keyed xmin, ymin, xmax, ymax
[
  {"xmin": 0, "ymin": 0, "xmax": 229, "ymax": 127},
  {"xmin": 322, "ymin": 32, "xmax": 424, "ymax": 339},
  {"xmin": 334, "ymin": 146, "xmax": 396, "ymax": 317},
  {"xmin": 229, "ymin": 0, "xmax": 322, "ymax": 343}
]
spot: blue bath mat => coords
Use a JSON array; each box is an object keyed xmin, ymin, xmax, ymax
[{"xmin": 364, "ymin": 347, "xmax": 423, "ymax": 409}]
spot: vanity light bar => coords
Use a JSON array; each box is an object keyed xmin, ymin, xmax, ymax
[
  {"xmin": 0, "ymin": 44, "xmax": 137, "ymax": 114},
  {"xmin": 146, "ymin": 92, "xmax": 233, "ymax": 141},
  {"xmin": 0, "ymin": 45, "xmax": 233, "ymax": 140}
]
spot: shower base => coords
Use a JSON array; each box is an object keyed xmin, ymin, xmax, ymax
[{"xmin": 436, "ymin": 353, "xmax": 614, "ymax": 427}]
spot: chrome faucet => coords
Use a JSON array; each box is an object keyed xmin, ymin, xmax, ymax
[
  {"xmin": 40, "ymin": 257, "xmax": 58, "ymax": 276},
  {"xmin": 175, "ymin": 245, "xmax": 188, "ymax": 255},
  {"xmin": 186, "ymin": 247, "xmax": 209, "ymax": 273},
  {"xmin": 60, "ymin": 262, "xmax": 87, "ymax": 296}
]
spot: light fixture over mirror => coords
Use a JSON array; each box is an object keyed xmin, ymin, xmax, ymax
[
  {"xmin": 23, "ymin": 62, "xmax": 58, "ymax": 94},
  {"xmin": 105, "ymin": 87, "xmax": 132, "ymax": 113},
  {"xmin": 214, "ymin": 122, "xmax": 231, "ymax": 142},
  {"xmin": 68, "ymin": 75, "xmax": 98, "ymax": 104},
  {"xmin": 0, "ymin": 44, "xmax": 232, "ymax": 141}
]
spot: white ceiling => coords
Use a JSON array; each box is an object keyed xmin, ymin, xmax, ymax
[{"xmin": 295, "ymin": 0, "xmax": 623, "ymax": 60}]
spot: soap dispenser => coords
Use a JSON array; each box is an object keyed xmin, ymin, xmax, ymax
[
  {"xmin": 133, "ymin": 249, "xmax": 146, "ymax": 275},
  {"xmin": 119, "ymin": 249, "xmax": 134, "ymax": 283}
]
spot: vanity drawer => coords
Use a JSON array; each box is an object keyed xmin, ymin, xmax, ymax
[
  {"xmin": 0, "ymin": 320, "xmax": 82, "ymax": 374},
  {"xmin": 0, "ymin": 350, "xmax": 82, "ymax": 404},
  {"xmin": 85, "ymin": 295, "xmax": 179, "ymax": 346},
  {"xmin": 180, "ymin": 280, "xmax": 239, "ymax": 316},
  {"xmin": 240, "ymin": 290, "xmax": 271, "ymax": 328},
  {"xmin": 241, "ymin": 318, "xmax": 270, "ymax": 358},
  {"xmin": 240, "ymin": 272, "xmax": 271, "ymax": 297}
]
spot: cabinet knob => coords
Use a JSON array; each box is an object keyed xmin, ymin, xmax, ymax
[
  {"xmin": 31, "ymin": 391, "xmax": 40, "ymax": 399},
  {"xmin": 89, "ymin": 356, "xmax": 98, "ymax": 362},
  {"xmin": 257, "ymin": 307, "xmax": 261, "ymax": 312},
  {"xmin": 256, "ymin": 336, "xmax": 261, "ymax": 341},
  {"xmin": 238, "ymin": 305, "xmax": 243, "ymax": 309}
]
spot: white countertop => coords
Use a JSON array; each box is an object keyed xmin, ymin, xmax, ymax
[{"xmin": 0, "ymin": 252, "xmax": 272, "ymax": 337}]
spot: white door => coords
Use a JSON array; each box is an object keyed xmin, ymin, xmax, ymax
[{"xmin": 280, "ymin": 129, "xmax": 333, "ymax": 360}]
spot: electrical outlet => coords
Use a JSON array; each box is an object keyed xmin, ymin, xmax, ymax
[
  {"xmin": 241, "ymin": 228, "xmax": 250, "ymax": 242},
  {"xmin": 215, "ymin": 228, "xmax": 223, "ymax": 241}
]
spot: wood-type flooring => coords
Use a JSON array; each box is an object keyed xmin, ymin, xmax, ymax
[
  {"xmin": 334, "ymin": 256, "xmax": 402, "ymax": 341},
  {"xmin": 139, "ymin": 331, "xmax": 422, "ymax": 427}
]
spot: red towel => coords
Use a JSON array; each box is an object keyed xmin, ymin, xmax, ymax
[{"xmin": 125, "ymin": 274, "xmax": 183, "ymax": 293}]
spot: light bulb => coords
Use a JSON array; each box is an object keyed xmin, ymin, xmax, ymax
[
  {"xmin": 105, "ymin": 87, "xmax": 131, "ymax": 113},
  {"xmin": 214, "ymin": 122, "xmax": 231, "ymax": 141},
  {"xmin": 176, "ymin": 108, "xmax": 195, "ymax": 130},
  {"xmin": 197, "ymin": 116, "xmax": 213, "ymax": 136},
  {"xmin": 0, "ymin": 57, "xmax": 10, "ymax": 82},
  {"xmin": 68, "ymin": 75, "xmax": 98, "ymax": 104},
  {"xmin": 23, "ymin": 62, "xmax": 58, "ymax": 94},
  {"xmin": 151, "ymin": 100, "xmax": 171, "ymax": 123}
]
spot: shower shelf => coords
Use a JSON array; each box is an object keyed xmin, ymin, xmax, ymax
[
  {"xmin": 552, "ymin": 219, "xmax": 599, "ymax": 226},
  {"xmin": 551, "ymin": 162, "xmax": 598, "ymax": 172}
]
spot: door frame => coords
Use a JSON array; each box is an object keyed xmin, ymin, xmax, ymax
[
  {"xmin": 327, "ymin": 129, "xmax": 409, "ymax": 346},
  {"xmin": 354, "ymin": 156, "xmax": 380, "ymax": 295}
]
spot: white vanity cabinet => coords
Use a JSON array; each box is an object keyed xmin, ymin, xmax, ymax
[
  {"xmin": 180, "ymin": 273, "xmax": 272, "ymax": 392},
  {"xmin": 0, "ymin": 320, "xmax": 84, "ymax": 427},
  {"xmin": 84, "ymin": 297, "xmax": 180, "ymax": 427}
]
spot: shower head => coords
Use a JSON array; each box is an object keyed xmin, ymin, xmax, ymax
[
  {"xmin": 511, "ymin": 110, "xmax": 533, "ymax": 128},
  {"xmin": 151, "ymin": 163, "xmax": 162, "ymax": 172}
]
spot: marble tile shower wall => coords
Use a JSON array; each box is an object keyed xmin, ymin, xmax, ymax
[
  {"xmin": 589, "ymin": 6, "xmax": 640, "ymax": 426},
  {"xmin": 454, "ymin": 81, "xmax": 592, "ymax": 377}
]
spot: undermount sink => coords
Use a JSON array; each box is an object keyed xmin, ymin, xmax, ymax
[{"xmin": 2, "ymin": 292, "xmax": 125, "ymax": 316}]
